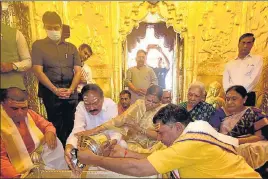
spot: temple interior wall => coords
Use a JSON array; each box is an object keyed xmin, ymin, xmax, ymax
[{"xmin": 4, "ymin": 1, "xmax": 268, "ymax": 113}]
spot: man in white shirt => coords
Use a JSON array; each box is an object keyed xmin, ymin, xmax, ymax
[
  {"xmin": 64, "ymin": 84, "xmax": 118, "ymax": 170},
  {"xmin": 223, "ymin": 33, "xmax": 263, "ymax": 106},
  {"xmin": 77, "ymin": 44, "xmax": 95, "ymax": 101}
]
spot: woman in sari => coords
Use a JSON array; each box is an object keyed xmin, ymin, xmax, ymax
[
  {"xmin": 75, "ymin": 85, "xmax": 167, "ymax": 153},
  {"xmin": 209, "ymin": 85, "xmax": 267, "ymax": 144},
  {"xmin": 179, "ymin": 81, "xmax": 215, "ymax": 122},
  {"xmin": 209, "ymin": 85, "xmax": 268, "ymax": 177}
]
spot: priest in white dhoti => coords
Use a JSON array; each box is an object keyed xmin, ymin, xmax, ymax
[{"xmin": 0, "ymin": 87, "xmax": 68, "ymax": 178}]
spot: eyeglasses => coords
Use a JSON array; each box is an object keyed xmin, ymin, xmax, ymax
[{"xmin": 44, "ymin": 25, "xmax": 61, "ymax": 31}]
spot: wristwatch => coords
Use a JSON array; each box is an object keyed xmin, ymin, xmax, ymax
[{"xmin": 12, "ymin": 63, "xmax": 18, "ymax": 71}]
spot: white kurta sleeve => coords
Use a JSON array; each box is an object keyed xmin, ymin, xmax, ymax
[
  {"xmin": 14, "ymin": 30, "xmax": 32, "ymax": 71},
  {"xmin": 66, "ymin": 102, "xmax": 87, "ymax": 148}
]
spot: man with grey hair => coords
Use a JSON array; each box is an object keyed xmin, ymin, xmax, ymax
[{"xmin": 178, "ymin": 81, "xmax": 215, "ymax": 121}]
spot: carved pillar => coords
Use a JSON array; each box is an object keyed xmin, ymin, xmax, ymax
[
  {"xmin": 111, "ymin": 1, "xmax": 121, "ymax": 102},
  {"xmin": 177, "ymin": 37, "xmax": 184, "ymax": 103},
  {"xmin": 259, "ymin": 59, "xmax": 268, "ymax": 113},
  {"xmin": 172, "ymin": 35, "xmax": 179, "ymax": 103},
  {"xmin": 183, "ymin": 35, "xmax": 195, "ymax": 99},
  {"xmin": 239, "ymin": 2, "xmax": 247, "ymax": 34},
  {"xmin": 62, "ymin": 1, "xmax": 70, "ymax": 25}
]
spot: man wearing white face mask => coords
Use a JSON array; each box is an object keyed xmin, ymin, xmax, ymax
[{"xmin": 32, "ymin": 11, "xmax": 82, "ymax": 147}]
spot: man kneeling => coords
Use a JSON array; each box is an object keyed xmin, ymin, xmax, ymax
[
  {"xmin": 77, "ymin": 104, "xmax": 261, "ymax": 178},
  {"xmin": 1, "ymin": 87, "xmax": 68, "ymax": 178}
]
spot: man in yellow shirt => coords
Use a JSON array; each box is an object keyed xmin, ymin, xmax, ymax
[{"xmin": 77, "ymin": 104, "xmax": 261, "ymax": 178}]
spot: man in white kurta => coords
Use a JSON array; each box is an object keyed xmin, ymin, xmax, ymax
[
  {"xmin": 223, "ymin": 33, "xmax": 263, "ymax": 106},
  {"xmin": 64, "ymin": 84, "xmax": 118, "ymax": 170}
]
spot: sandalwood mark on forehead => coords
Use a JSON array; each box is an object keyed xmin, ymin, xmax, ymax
[
  {"xmin": 7, "ymin": 99, "xmax": 28, "ymax": 106},
  {"xmin": 83, "ymin": 93, "xmax": 100, "ymax": 105}
]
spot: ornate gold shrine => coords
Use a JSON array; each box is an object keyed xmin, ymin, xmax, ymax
[{"xmin": 1, "ymin": 1, "xmax": 268, "ymax": 115}]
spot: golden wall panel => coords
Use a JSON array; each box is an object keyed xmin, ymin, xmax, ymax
[
  {"xmin": 118, "ymin": 1, "xmax": 189, "ymax": 40},
  {"xmin": 256, "ymin": 57, "xmax": 268, "ymax": 110},
  {"xmin": 246, "ymin": 1, "xmax": 268, "ymax": 56},
  {"xmin": 66, "ymin": 2, "xmax": 112, "ymax": 64},
  {"xmin": 246, "ymin": 2, "xmax": 268, "ymax": 108},
  {"xmin": 195, "ymin": 2, "xmax": 241, "ymax": 86}
]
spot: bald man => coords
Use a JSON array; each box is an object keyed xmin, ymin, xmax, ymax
[{"xmin": 1, "ymin": 87, "xmax": 67, "ymax": 178}]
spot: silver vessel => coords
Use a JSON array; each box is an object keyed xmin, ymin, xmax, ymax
[{"xmin": 71, "ymin": 133, "xmax": 110, "ymax": 169}]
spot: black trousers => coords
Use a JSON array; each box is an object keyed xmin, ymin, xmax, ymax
[
  {"xmin": 78, "ymin": 92, "xmax": 83, "ymax": 102},
  {"xmin": 256, "ymin": 161, "xmax": 268, "ymax": 179},
  {"xmin": 244, "ymin": 92, "xmax": 256, "ymax": 106},
  {"xmin": 42, "ymin": 91, "xmax": 77, "ymax": 147}
]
